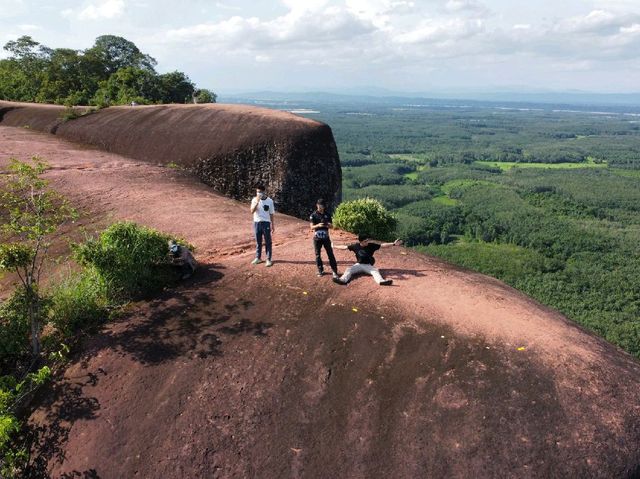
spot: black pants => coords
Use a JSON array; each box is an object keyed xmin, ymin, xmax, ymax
[{"xmin": 313, "ymin": 236, "xmax": 338, "ymax": 273}]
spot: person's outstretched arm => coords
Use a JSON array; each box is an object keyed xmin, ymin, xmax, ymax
[{"xmin": 369, "ymin": 239, "xmax": 403, "ymax": 248}]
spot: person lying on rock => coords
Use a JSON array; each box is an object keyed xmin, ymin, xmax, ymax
[
  {"xmin": 332, "ymin": 234, "xmax": 402, "ymax": 286},
  {"xmin": 168, "ymin": 240, "xmax": 197, "ymax": 280},
  {"xmin": 250, "ymin": 183, "xmax": 275, "ymax": 267},
  {"xmin": 309, "ymin": 198, "xmax": 340, "ymax": 279}
]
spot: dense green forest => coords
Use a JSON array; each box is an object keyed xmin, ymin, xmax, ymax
[
  {"xmin": 0, "ymin": 35, "xmax": 216, "ymax": 106},
  {"xmin": 238, "ymin": 98, "xmax": 640, "ymax": 357}
]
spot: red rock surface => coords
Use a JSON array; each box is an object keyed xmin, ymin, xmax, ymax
[{"xmin": 1, "ymin": 125, "xmax": 640, "ymax": 478}]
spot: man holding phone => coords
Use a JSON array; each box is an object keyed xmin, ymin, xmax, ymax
[
  {"xmin": 250, "ymin": 184, "xmax": 275, "ymax": 267},
  {"xmin": 309, "ymin": 199, "xmax": 339, "ymax": 278}
]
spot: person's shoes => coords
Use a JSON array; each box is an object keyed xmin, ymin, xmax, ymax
[
  {"xmin": 251, "ymin": 258, "xmax": 263, "ymax": 265},
  {"xmin": 317, "ymin": 270, "xmax": 325, "ymax": 277},
  {"xmin": 333, "ymin": 277, "xmax": 347, "ymax": 285},
  {"xmin": 332, "ymin": 272, "xmax": 340, "ymax": 280},
  {"xmin": 265, "ymin": 260, "xmax": 273, "ymax": 267},
  {"xmin": 380, "ymin": 279, "xmax": 393, "ymax": 286}
]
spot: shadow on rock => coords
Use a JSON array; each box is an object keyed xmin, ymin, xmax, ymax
[
  {"xmin": 90, "ymin": 264, "xmax": 227, "ymax": 365},
  {"xmin": 26, "ymin": 373, "xmax": 102, "ymax": 478}
]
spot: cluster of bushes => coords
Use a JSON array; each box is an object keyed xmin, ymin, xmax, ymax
[
  {"xmin": 0, "ymin": 158, "xmax": 189, "ymax": 476},
  {"xmin": 0, "ymin": 35, "xmax": 216, "ymax": 107}
]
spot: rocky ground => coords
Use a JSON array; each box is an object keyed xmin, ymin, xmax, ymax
[{"xmin": 1, "ymin": 125, "xmax": 639, "ymax": 478}]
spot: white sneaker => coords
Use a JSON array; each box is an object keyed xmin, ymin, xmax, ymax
[
  {"xmin": 251, "ymin": 258, "xmax": 263, "ymax": 265},
  {"xmin": 265, "ymin": 260, "xmax": 273, "ymax": 267}
]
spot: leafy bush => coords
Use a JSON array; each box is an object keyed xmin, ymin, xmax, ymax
[
  {"xmin": 48, "ymin": 268, "xmax": 110, "ymax": 337},
  {"xmin": 0, "ymin": 291, "xmax": 32, "ymax": 371},
  {"xmin": 0, "ymin": 366, "xmax": 51, "ymax": 478},
  {"xmin": 59, "ymin": 107, "xmax": 81, "ymax": 121},
  {"xmin": 333, "ymin": 198, "xmax": 397, "ymax": 241},
  {"xmin": 73, "ymin": 222, "xmax": 178, "ymax": 299}
]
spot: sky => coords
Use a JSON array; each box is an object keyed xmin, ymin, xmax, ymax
[{"xmin": 1, "ymin": 0, "xmax": 639, "ymax": 95}]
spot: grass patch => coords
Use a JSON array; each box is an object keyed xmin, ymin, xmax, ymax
[
  {"xmin": 389, "ymin": 153, "xmax": 428, "ymax": 163},
  {"xmin": 432, "ymin": 195, "xmax": 460, "ymax": 206},
  {"xmin": 475, "ymin": 158, "xmax": 607, "ymax": 171},
  {"xmin": 48, "ymin": 268, "xmax": 111, "ymax": 338},
  {"xmin": 404, "ymin": 172, "xmax": 419, "ymax": 181}
]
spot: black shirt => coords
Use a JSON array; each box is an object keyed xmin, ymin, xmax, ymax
[
  {"xmin": 310, "ymin": 211, "xmax": 332, "ymax": 238},
  {"xmin": 348, "ymin": 242, "xmax": 380, "ymax": 265}
]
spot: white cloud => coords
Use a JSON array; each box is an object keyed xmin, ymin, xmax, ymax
[
  {"xmin": 395, "ymin": 18, "xmax": 485, "ymax": 45},
  {"xmin": 559, "ymin": 9, "xmax": 639, "ymax": 34},
  {"xmin": 6, "ymin": 0, "xmax": 638, "ymax": 92},
  {"xmin": 76, "ymin": 0, "xmax": 125, "ymax": 20},
  {"xmin": 166, "ymin": 2, "xmax": 375, "ymax": 48},
  {"xmin": 0, "ymin": 0, "xmax": 26, "ymax": 19},
  {"xmin": 17, "ymin": 23, "xmax": 40, "ymax": 31}
]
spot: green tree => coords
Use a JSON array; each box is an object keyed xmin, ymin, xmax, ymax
[
  {"xmin": 92, "ymin": 66, "xmax": 160, "ymax": 105},
  {"xmin": 158, "ymin": 71, "xmax": 195, "ymax": 103},
  {"xmin": 1, "ymin": 36, "xmax": 50, "ymax": 101},
  {"xmin": 194, "ymin": 88, "xmax": 217, "ymax": 104},
  {"xmin": 0, "ymin": 158, "xmax": 76, "ymax": 357},
  {"xmin": 86, "ymin": 35, "xmax": 157, "ymax": 76},
  {"xmin": 36, "ymin": 48, "xmax": 87, "ymax": 105}
]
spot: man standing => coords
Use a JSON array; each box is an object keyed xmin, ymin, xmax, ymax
[
  {"xmin": 309, "ymin": 199, "xmax": 339, "ymax": 278},
  {"xmin": 332, "ymin": 233, "xmax": 403, "ymax": 285},
  {"xmin": 250, "ymin": 184, "xmax": 275, "ymax": 267}
]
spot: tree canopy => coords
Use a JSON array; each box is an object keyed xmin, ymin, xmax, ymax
[{"xmin": 0, "ymin": 35, "xmax": 216, "ymax": 107}]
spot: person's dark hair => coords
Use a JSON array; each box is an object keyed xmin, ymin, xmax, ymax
[
  {"xmin": 316, "ymin": 199, "xmax": 326, "ymax": 207},
  {"xmin": 358, "ymin": 233, "xmax": 369, "ymax": 242},
  {"xmin": 255, "ymin": 183, "xmax": 266, "ymax": 191}
]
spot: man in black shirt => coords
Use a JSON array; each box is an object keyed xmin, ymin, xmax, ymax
[
  {"xmin": 332, "ymin": 233, "xmax": 403, "ymax": 285},
  {"xmin": 309, "ymin": 199, "xmax": 339, "ymax": 278}
]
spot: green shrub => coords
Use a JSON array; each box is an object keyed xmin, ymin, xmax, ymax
[
  {"xmin": 0, "ymin": 366, "xmax": 51, "ymax": 478},
  {"xmin": 0, "ymin": 290, "xmax": 38, "ymax": 370},
  {"xmin": 333, "ymin": 198, "xmax": 397, "ymax": 241},
  {"xmin": 48, "ymin": 268, "xmax": 110, "ymax": 337},
  {"xmin": 59, "ymin": 107, "xmax": 81, "ymax": 121},
  {"xmin": 73, "ymin": 222, "xmax": 178, "ymax": 299}
]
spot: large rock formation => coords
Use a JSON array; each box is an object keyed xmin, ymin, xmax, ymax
[
  {"xmin": 0, "ymin": 101, "xmax": 341, "ymax": 218},
  {"xmin": 1, "ymin": 113, "xmax": 640, "ymax": 478}
]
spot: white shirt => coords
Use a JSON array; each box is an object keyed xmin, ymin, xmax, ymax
[{"xmin": 251, "ymin": 197, "xmax": 275, "ymax": 222}]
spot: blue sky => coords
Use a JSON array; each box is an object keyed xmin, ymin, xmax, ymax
[{"xmin": 1, "ymin": 0, "xmax": 639, "ymax": 94}]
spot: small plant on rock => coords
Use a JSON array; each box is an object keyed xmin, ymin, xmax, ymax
[{"xmin": 0, "ymin": 158, "xmax": 76, "ymax": 358}]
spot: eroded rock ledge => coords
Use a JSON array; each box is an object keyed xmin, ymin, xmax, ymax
[{"xmin": 0, "ymin": 101, "xmax": 341, "ymax": 218}]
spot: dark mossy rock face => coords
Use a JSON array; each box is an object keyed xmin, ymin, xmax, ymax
[{"xmin": 0, "ymin": 101, "xmax": 342, "ymax": 218}]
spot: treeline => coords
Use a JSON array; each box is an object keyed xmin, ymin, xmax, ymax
[
  {"xmin": 309, "ymin": 105, "xmax": 640, "ymax": 169},
  {"xmin": 0, "ymin": 35, "xmax": 216, "ymax": 107}
]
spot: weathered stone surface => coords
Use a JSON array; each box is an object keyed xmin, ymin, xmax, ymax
[{"xmin": 0, "ymin": 101, "xmax": 341, "ymax": 218}]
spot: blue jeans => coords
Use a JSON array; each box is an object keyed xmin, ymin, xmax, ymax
[{"xmin": 254, "ymin": 221, "xmax": 272, "ymax": 261}]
